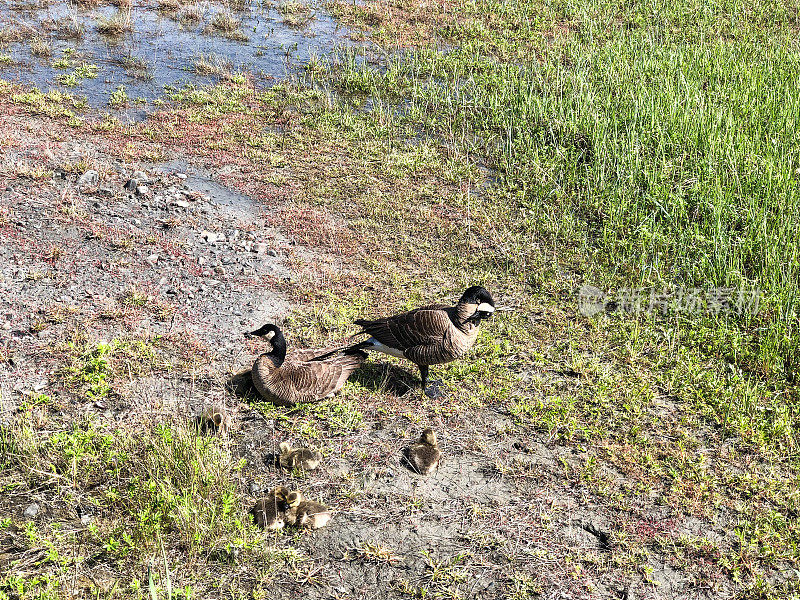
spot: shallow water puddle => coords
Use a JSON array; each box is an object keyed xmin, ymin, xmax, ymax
[{"xmin": 0, "ymin": 0, "xmax": 350, "ymax": 116}]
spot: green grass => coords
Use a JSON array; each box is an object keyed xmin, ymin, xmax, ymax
[{"xmin": 3, "ymin": 0, "xmax": 800, "ymax": 597}]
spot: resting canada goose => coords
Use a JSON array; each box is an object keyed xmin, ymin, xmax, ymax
[
  {"xmin": 250, "ymin": 486, "xmax": 290, "ymax": 530},
  {"xmin": 285, "ymin": 491, "xmax": 332, "ymax": 529},
  {"xmin": 247, "ymin": 324, "xmax": 367, "ymax": 406},
  {"xmin": 405, "ymin": 428, "xmax": 441, "ymax": 475},
  {"xmin": 279, "ymin": 442, "xmax": 322, "ymax": 472},
  {"xmin": 348, "ymin": 286, "xmax": 495, "ymax": 396}
]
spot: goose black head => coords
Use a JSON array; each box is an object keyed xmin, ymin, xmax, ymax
[
  {"xmin": 459, "ymin": 286, "xmax": 495, "ymax": 322},
  {"xmin": 246, "ymin": 324, "xmax": 287, "ymax": 366},
  {"xmin": 246, "ymin": 323, "xmax": 280, "ymax": 339}
]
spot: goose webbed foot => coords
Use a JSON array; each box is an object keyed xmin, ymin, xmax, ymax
[{"xmin": 424, "ymin": 380, "xmax": 446, "ymax": 399}]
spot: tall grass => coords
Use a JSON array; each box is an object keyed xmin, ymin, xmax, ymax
[{"xmin": 320, "ymin": 6, "xmax": 800, "ymax": 380}]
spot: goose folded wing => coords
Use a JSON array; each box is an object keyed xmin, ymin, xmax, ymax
[
  {"xmin": 287, "ymin": 347, "xmax": 345, "ymax": 364},
  {"xmin": 359, "ymin": 306, "xmax": 451, "ymax": 351},
  {"xmin": 284, "ymin": 361, "xmax": 351, "ymax": 400}
]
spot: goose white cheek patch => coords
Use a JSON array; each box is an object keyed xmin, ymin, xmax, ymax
[{"xmin": 477, "ymin": 303, "xmax": 495, "ymax": 313}]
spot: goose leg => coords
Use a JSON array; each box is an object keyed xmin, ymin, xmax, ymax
[
  {"xmin": 418, "ymin": 365, "xmax": 445, "ymax": 399},
  {"xmin": 418, "ymin": 365, "xmax": 429, "ymax": 399}
]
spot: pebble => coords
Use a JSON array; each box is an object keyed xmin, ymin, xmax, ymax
[
  {"xmin": 77, "ymin": 170, "xmax": 98, "ymax": 188},
  {"xmin": 146, "ymin": 254, "xmax": 159, "ymax": 265},
  {"xmin": 176, "ymin": 173, "xmax": 187, "ymax": 180},
  {"xmin": 131, "ymin": 170, "xmax": 148, "ymax": 183},
  {"xmin": 24, "ymin": 503, "xmax": 40, "ymax": 518},
  {"xmin": 253, "ymin": 242, "xmax": 267, "ymax": 254},
  {"xmin": 173, "ymin": 200, "xmax": 190, "ymax": 208},
  {"xmin": 136, "ymin": 185, "xmax": 150, "ymax": 196}
]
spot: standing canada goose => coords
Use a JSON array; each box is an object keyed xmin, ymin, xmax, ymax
[
  {"xmin": 250, "ymin": 486, "xmax": 290, "ymax": 530},
  {"xmin": 247, "ymin": 324, "xmax": 367, "ymax": 406},
  {"xmin": 404, "ymin": 428, "xmax": 441, "ymax": 475},
  {"xmin": 349, "ymin": 286, "xmax": 495, "ymax": 396},
  {"xmin": 279, "ymin": 442, "xmax": 322, "ymax": 472},
  {"xmin": 284, "ymin": 491, "xmax": 332, "ymax": 529}
]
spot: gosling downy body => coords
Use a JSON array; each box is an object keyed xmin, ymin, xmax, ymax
[
  {"xmin": 279, "ymin": 442, "xmax": 322, "ymax": 472},
  {"xmin": 405, "ymin": 428, "xmax": 441, "ymax": 475},
  {"xmin": 351, "ymin": 286, "xmax": 495, "ymax": 396},
  {"xmin": 285, "ymin": 491, "xmax": 332, "ymax": 529},
  {"xmin": 250, "ymin": 486, "xmax": 290, "ymax": 530},
  {"xmin": 197, "ymin": 404, "xmax": 231, "ymax": 435},
  {"xmin": 248, "ymin": 324, "xmax": 366, "ymax": 406}
]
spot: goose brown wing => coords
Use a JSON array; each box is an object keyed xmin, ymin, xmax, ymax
[
  {"xmin": 287, "ymin": 347, "xmax": 344, "ymax": 363},
  {"xmin": 356, "ymin": 304, "xmax": 451, "ymax": 351},
  {"xmin": 282, "ymin": 351, "xmax": 365, "ymax": 400}
]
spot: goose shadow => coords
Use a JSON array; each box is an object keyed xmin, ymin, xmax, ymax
[
  {"xmin": 225, "ymin": 369, "xmax": 260, "ymax": 400},
  {"xmin": 351, "ymin": 361, "xmax": 420, "ymax": 396}
]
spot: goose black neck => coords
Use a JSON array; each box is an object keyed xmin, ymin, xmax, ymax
[{"xmin": 265, "ymin": 329, "xmax": 287, "ymax": 368}]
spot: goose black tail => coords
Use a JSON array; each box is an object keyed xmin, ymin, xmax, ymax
[{"xmin": 310, "ymin": 340, "xmax": 374, "ymax": 362}]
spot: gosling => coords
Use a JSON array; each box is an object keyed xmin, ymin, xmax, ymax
[
  {"xmin": 250, "ymin": 486, "xmax": 289, "ymax": 530},
  {"xmin": 285, "ymin": 491, "xmax": 332, "ymax": 529},
  {"xmin": 405, "ymin": 428, "xmax": 441, "ymax": 475},
  {"xmin": 279, "ymin": 442, "xmax": 322, "ymax": 472}
]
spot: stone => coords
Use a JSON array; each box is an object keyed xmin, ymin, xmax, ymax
[
  {"xmin": 77, "ymin": 170, "xmax": 98, "ymax": 188},
  {"xmin": 24, "ymin": 503, "xmax": 40, "ymax": 518},
  {"xmin": 146, "ymin": 254, "xmax": 159, "ymax": 265},
  {"xmin": 136, "ymin": 185, "xmax": 150, "ymax": 196}
]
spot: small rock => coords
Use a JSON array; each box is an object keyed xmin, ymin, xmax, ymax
[
  {"xmin": 253, "ymin": 242, "xmax": 267, "ymax": 254},
  {"xmin": 123, "ymin": 179, "xmax": 137, "ymax": 192},
  {"xmin": 131, "ymin": 170, "xmax": 148, "ymax": 183},
  {"xmin": 267, "ymin": 249, "xmax": 278, "ymax": 257},
  {"xmin": 173, "ymin": 200, "xmax": 190, "ymax": 208},
  {"xmin": 146, "ymin": 254, "xmax": 159, "ymax": 265},
  {"xmin": 24, "ymin": 503, "xmax": 40, "ymax": 518},
  {"xmin": 136, "ymin": 185, "xmax": 150, "ymax": 196},
  {"xmin": 77, "ymin": 170, "xmax": 98, "ymax": 188},
  {"xmin": 176, "ymin": 173, "xmax": 187, "ymax": 180}
]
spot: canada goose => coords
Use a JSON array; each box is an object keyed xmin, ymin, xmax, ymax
[
  {"xmin": 197, "ymin": 404, "xmax": 230, "ymax": 435},
  {"xmin": 247, "ymin": 324, "xmax": 367, "ymax": 406},
  {"xmin": 405, "ymin": 428, "xmax": 441, "ymax": 475},
  {"xmin": 349, "ymin": 286, "xmax": 495, "ymax": 396},
  {"xmin": 279, "ymin": 442, "xmax": 322, "ymax": 472},
  {"xmin": 285, "ymin": 491, "xmax": 332, "ymax": 529},
  {"xmin": 250, "ymin": 486, "xmax": 290, "ymax": 530}
]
